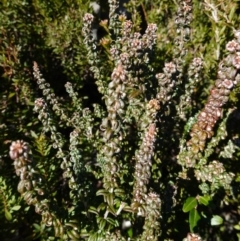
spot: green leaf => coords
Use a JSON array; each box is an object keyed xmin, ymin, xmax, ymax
[
  {"xmin": 33, "ymin": 223, "xmax": 41, "ymax": 231},
  {"xmin": 99, "ymin": 218, "xmax": 106, "ymax": 231},
  {"xmin": 96, "ymin": 189, "xmax": 108, "ymax": 196},
  {"xmin": 235, "ymin": 174, "xmax": 240, "ymax": 182},
  {"xmin": 229, "ymin": 5, "xmax": 236, "ymax": 21},
  {"xmin": 108, "ymin": 205, "xmax": 116, "ymax": 216},
  {"xmin": 211, "ymin": 215, "xmax": 223, "ymax": 226},
  {"xmin": 106, "ymin": 217, "xmax": 118, "ymax": 227},
  {"xmin": 127, "ymin": 228, "xmax": 133, "ymax": 238},
  {"xmin": 88, "ymin": 206, "xmax": 99, "ymax": 215},
  {"xmin": 67, "ymin": 230, "xmax": 79, "ymax": 241},
  {"xmin": 234, "ymin": 223, "xmax": 240, "ymax": 231},
  {"xmin": 80, "ymin": 229, "xmax": 89, "ymax": 238},
  {"xmin": 198, "ymin": 195, "xmax": 210, "ymax": 206},
  {"xmin": 8, "ymin": 92, "xmax": 15, "ymax": 99},
  {"xmin": 5, "ymin": 209, "xmax": 12, "ymax": 221},
  {"xmin": 11, "ymin": 205, "xmax": 21, "ymax": 211},
  {"xmin": 67, "ymin": 229, "xmax": 80, "ymax": 240},
  {"xmin": 183, "ymin": 197, "xmax": 197, "ymax": 212},
  {"xmin": 106, "ymin": 193, "xmax": 114, "ymax": 206},
  {"xmin": 123, "ymin": 205, "xmax": 134, "ymax": 213},
  {"xmin": 30, "ymin": 130, "xmax": 38, "ymax": 139},
  {"xmin": 114, "ymin": 188, "xmax": 125, "ymax": 197},
  {"xmin": 12, "ymin": 78, "xmax": 19, "ymax": 83},
  {"xmin": 189, "ymin": 209, "xmax": 200, "ymax": 232}
]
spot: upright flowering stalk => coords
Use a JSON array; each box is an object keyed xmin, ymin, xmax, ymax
[
  {"xmin": 99, "ymin": 63, "xmax": 128, "ymax": 192},
  {"xmin": 9, "ymin": 140, "xmax": 65, "ymax": 238},
  {"xmin": 82, "ymin": 13, "xmax": 105, "ymax": 94},
  {"xmin": 131, "ymin": 99, "xmax": 160, "ymax": 215},
  {"xmin": 178, "ymin": 31, "xmax": 240, "ymax": 193},
  {"xmin": 141, "ymin": 192, "xmax": 161, "ymax": 241},
  {"xmin": 9, "ymin": 140, "xmax": 81, "ymax": 239},
  {"xmin": 177, "ymin": 57, "xmax": 203, "ymax": 120},
  {"xmin": 33, "ymin": 62, "xmax": 69, "ymax": 123},
  {"xmin": 83, "ymin": 7, "xmax": 159, "ymax": 210},
  {"xmin": 34, "ymin": 98, "xmax": 67, "ymax": 161},
  {"xmin": 174, "ymin": 0, "xmax": 192, "ymax": 81}
]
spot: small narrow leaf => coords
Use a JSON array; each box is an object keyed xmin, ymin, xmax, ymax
[
  {"xmin": 183, "ymin": 197, "xmax": 197, "ymax": 212},
  {"xmin": 5, "ymin": 209, "xmax": 12, "ymax": 221},
  {"xmin": 8, "ymin": 92, "xmax": 15, "ymax": 99},
  {"xmin": 211, "ymin": 215, "xmax": 223, "ymax": 226},
  {"xmin": 80, "ymin": 229, "xmax": 89, "ymax": 238},
  {"xmin": 97, "ymin": 202, "xmax": 106, "ymax": 212},
  {"xmin": 11, "ymin": 205, "xmax": 21, "ymax": 211},
  {"xmin": 108, "ymin": 205, "xmax": 116, "ymax": 216},
  {"xmin": 67, "ymin": 230, "xmax": 79, "ymax": 241},
  {"xmin": 198, "ymin": 195, "xmax": 211, "ymax": 206},
  {"xmin": 99, "ymin": 218, "xmax": 106, "ymax": 230},
  {"xmin": 127, "ymin": 228, "xmax": 133, "ymax": 238},
  {"xmin": 106, "ymin": 193, "xmax": 114, "ymax": 206},
  {"xmin": 30, "ymin": 130, "xmax": 38, "ymax": 139},
  {"xmin": 96, "ymin": 189, "xmax": 108, "ymax": 196},
  {"xmin": 189, "ymin": 209, "xmax": 201, "ymax": 232},
  {"xmin": 106, "ymin": 217, "xmax": 118, "ymax": 227},
  {"xmin": 114, "ymin": 188, "xmax": 125, "ymax": 197},
  {"xmin": 88, "ymin": 206, "xmax": 99, "ymax": 215},
  {"xmin": 123, "ymin": 205, "xmax": 134, "ymax": 213},
  {"xmin": 234, "ymin": 224, "xmax": 240, "ymax": 231},
  {"xmin": 33, "ymin": 223, "xmax": 41, "ymax": 231}
]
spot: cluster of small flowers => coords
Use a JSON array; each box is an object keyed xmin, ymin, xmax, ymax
[
  {"xmin": 82, "ymin": 13, "xmax": 94, "ymax": 37},
  {"xmin": 195, "ymin": 160, "xmax": 234, "ymax": 193},
  {"xmin": 119, "ymin": 19, "xmax": 157, "ymax": 66},
  {"xmin": 140, "ymin": 99, "xmax": 160, "ymax": 130},
  {"xmin": 9, "ymin": 141, "xmax": 33, "ymax": 195},
  {"xmin": 142, "ymin": 23, "xmax": 158, "ymax": 50},
  {"xmin": 9, "ymin": 140, "xmax": 30, "ymax": 161},
  {"xmin": 141, "ymin": 192, "xmax": 161, "ymax": 241},
  {"xmin": 121, "ymin": 19, "xmax": 133, "ymax": 38},
  {"xmin": 34, "ymin": 98, "xmax": 51, "ymax": 130},
  {"xmin": 156, "ymin": 62, "xmax": 177, "ymax": 103},
  {"xmin": 219, "ymin": 140, "xmax": 237, "ymax": 159},
  {"xmin": 104, "ymin": 17, "xmax": 150, "ymax": 74},
  {"xmin": 184, "ymin": 232, "xmax": 202, "ymax": 241},
  {"xmin": 65, "ymin": 82, "xmax": 82, "ymax": 110},
  {"xmin": 104, "ymin": 230, "xmax": 125, "ymax": 241}
]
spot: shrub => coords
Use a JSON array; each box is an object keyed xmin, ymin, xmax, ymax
[{"xmin": 1, "ymin": 0, "xmax": 240, "ymax": 240}]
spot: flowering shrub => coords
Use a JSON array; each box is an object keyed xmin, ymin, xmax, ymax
[{"xmin": 1, "ymin": 0, "xmax": 240, "ymax": 240}]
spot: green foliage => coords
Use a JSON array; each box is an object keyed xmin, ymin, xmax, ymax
[{"xmin": 1, "ymin": 0, "xmax": 240, "ymax": 240}]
